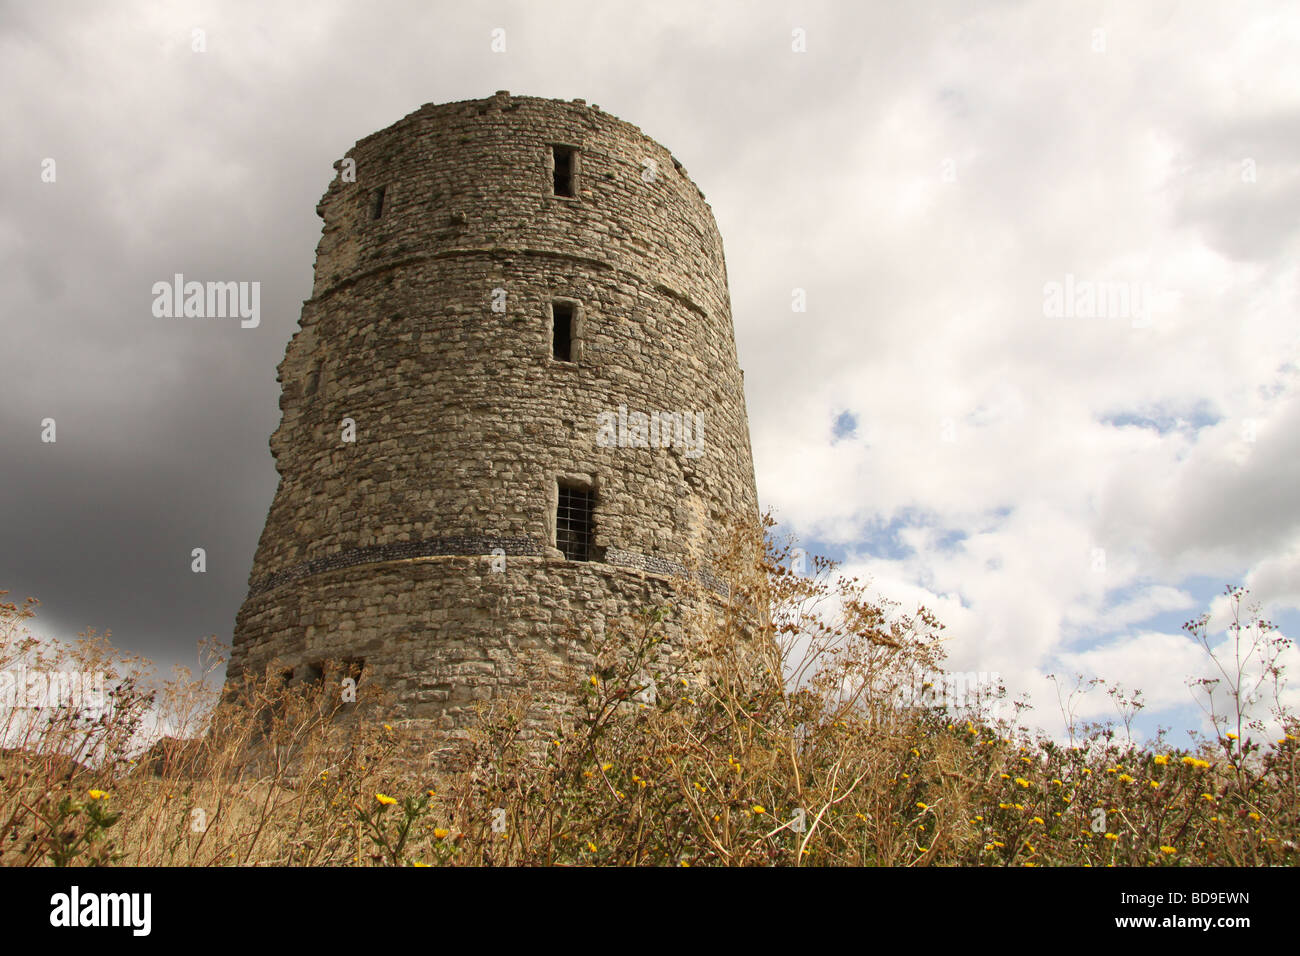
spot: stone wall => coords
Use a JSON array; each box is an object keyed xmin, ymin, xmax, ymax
[{"xmin": 228, "ymin": 92, "xmax": 760, "ymax": 745}]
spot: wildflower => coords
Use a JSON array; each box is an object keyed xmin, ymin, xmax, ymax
[
  {"xmin": 999, "ymin": 773, "xmax": 1010, "ymax": 780},
  {"xmin": 1105, "ymin": 767, "xmax": 1119, "ymax": 774},
  {"xmin": 916, "ymin": 802, "xmax": 928, "ymax": 811},
  {"xmin": 426, "ymin": 789, "xmax": 436, "ymax": 798},
  {"xmin": 1032, "ymin": 817, "xmax": 1045, "ymax": 825},
  {"xmin": 383, "ymin": 723, "xmax": 392, "ymax": 732},
  {"xmin": 587, "ymin": 841, "xmax": 598, "ymax": 852},
  {"xmin": 412, "ymin": 861, "xmax": 430, "ymax": 867},
  {"xmin": 615, "ymin": 790, "xmax": 626, "ymax": 800},
  {"xmin": 679, "ymin": 859, "xmax": 691, "ymax": 866},
  {"xmin": 320, "ymin": 771, "xmax": 328, "ymax": 780},
  {"xmin": 1082, "ymin": 768, "xmax": 1092, "ymax": 776},
  {"xmin": 694, "ymin": 781, "xmax": 705, "ymax": 793},
  {"xmin": 1226, "ymin": 732, "xmax": 1238, "ymax": 740},
  {"xmin": 1015, "ymin": 778, "xmax": 1030, "ymax": 788},
  {"xmin": 1020, "ymin": 757, "xmax": 1032, "ymax": 764},
  {"xmin": 434, "ymin": 828, "xmax": 449, "ymax": 839},
  {"xmin": 1025, "ymin": 842, "xmax": 1036, "ymax": 853},
  {"xmin": 589, "ymin": 675, "xmax": 599, "ymax": 687},
  {"xmin": 601, "ymin": 763, "xmax": 613, "ymax": 772},
  {"xmin": 1118, "ymin": 774, "xmax": 1135, "ymax": 784},
  {"xmin": 1149, "ymin": 780, "xmax": 1160, "ymax": 789},
  {"xmin": 1104, "ymin": 833, "xmax": 1118, "ymax": 841},
  {"xmin": 973, "ymin": 815, "xmax": 984, "ymax": 822},
  {"xmin": 1159, "ymin": 846, "xmax": 1176, "ymax": 855},
  {"xmin": 1153, "ymin": 755, "xmax": 1168, "ymax": 766},
  {"xmin": 993, "ymin": 840, "xmax": 1005, "ymax": 848},
  {"xmin": 752, "ymin": 805, "xmax": 766, "ymax": 815},
  {"xmin": 1248, "ymin": 812, "xmax": 1261, "ymax": 822},
  {"xmin": 1200, "ymin": 793, "xmax": 1215, "ymax": 802},
  {"xmin": 1013, "ymin": 804, "xmax": 1025, "ymax": 811},
  {"xmin": 902, "ymin": 773, "xmax": 910, "ymax": 779},
  {"xmin": 1051, "ymin": 779, "xmax": 1063, "ymax": 787},
  {"xmin": 88, "ymin": 790, "xmax": 108, "ymax": 800},
  {"xmin": 999, "ymin": 803, "xmax": 1012, "ymax": 809},
  {"xmin": 375, "ymin": 793, "xmax": 396, "ymax": 806},
  {"xmin": 911, "ymin": 748, "xmax": 920, "ymax": 757}
]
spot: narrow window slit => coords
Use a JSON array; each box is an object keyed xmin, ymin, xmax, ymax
[
  {"xmin": 552, "ymin": 302, "xmax": 575, "ymax": 361},
  {"xmin": 552, "ymin": 146, "xmax": 576, "ymax": 197}
]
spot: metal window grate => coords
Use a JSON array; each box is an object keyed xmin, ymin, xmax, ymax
[{"xmin": 556, "ymin": 486, "xmax": 594, "ymax": 561}]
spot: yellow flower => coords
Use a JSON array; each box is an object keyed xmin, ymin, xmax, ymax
[
  {"xmin": 601, "ymin": 763, "xmax": 613, "ymax": 772},
  {"xmin": 916, "ymin": 802, "xmax": 929, "ymax": 810},
  {"xmin": 1020, "ymin": 757, "xmax": 1032, "ymax": 764},
  {"xmin": 1015, "ymin": 778, "xmax": 1030, "ymax": 788},
  {"xmin": 1104, "ymin": 833, "xmax": 1118, "ymax": 841},
  {"xmin": 1032, "ymin": 817, "xmax": 1045, "ymax": 825},
  {"xmin": 1117, "ymin": 773, "xmax": 1135, "ymax": 784},
  {"xmin": 901, "ymin": 773, "xmax": 910, "ymax": 779},
  {"xmin": 586, "ymin": 841, "xmax": 597, "ymax": 852},
  {"xmin": 973, "ymin": 815, "xmax": 984, "ymax": 822},
  {"xmin": 911, "ymin": 748, "xmax": 920, "ymax": 757},
  {"xmin": 1051, "ymin": 779, "xmax": 1063, "ymax": 787},
  {"xmin": 752, "ymin": 805, "xmax": 766, "ymax": 814},
  {"xmin": 1082, "ymin": 768, "xmax": 1092, "ymax": 775},
  {"xmin": 999, "ymin": 773, "xmax": 1010, "ymax": 779},
  {"xmin": 88, "ymin": 789, "xmax": 108, "ymax": 800},
  {"xmin": 679, "ymin": 858, "xmax": 691, "ymax": 866},
  {"xmin": 993, "ymin": 840, "xmax": 1005, "ymax": 847},
  {"xmin": 1159, "ymin": 846, "xmax": 1176, "ymax": 855},
  {"xmin": 589, "ymin": 675, "xmax": 599, "ymax": 687},
  {"xmin": 1153, "ymin": 755, "xmax": 1168, "ymax": 765},
  {"xmin": 412, "ymin": 861, "xmax": 430, "ymax": 867},
  {"xmin": 1149, "ymin": 780, "xmax": 1160, "ymax": 789},
  {"xmin": 1013, "ymin": 803, "xmax": 1024, "ymax": 811},
  {"xmin": 375, "ymin": 793, "xmax": 396, "ymax": 805},
  {"xmin": 1248, "ymin": 812, "xmax": 1261, "ymax": 821},
  {"xmin": 999, "ymin": 802, "xmax": 1012, "ymax": 809},
  {"xmin": 1201, "ymin": 793, "xmax": 1215, "ymax": 802},
  {"xmin": 1226, "ymin": 732, "xmax": 1238, "ymax": 740},
  {"xmin": 383, "ymin": 723, "xmax": 392, "ymax": 732}
]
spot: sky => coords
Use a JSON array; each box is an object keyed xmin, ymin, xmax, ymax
[{"xmin": 2, "ymin": 0, "xmax": 1297, "ymax": 746}]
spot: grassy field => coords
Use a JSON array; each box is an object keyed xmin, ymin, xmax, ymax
[{"xmin": 2, "ymin": 519, "xmax": 1295, "ymax": 866}]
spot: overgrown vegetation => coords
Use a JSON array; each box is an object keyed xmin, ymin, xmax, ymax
[{"xmin": 1, "ymin": 517, "xmax": 1295, "ymax": 866}]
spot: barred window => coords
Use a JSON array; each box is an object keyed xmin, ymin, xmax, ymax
[{"xmin": 556, "ymin": 485, "xmax": 594, "ymax": 561}]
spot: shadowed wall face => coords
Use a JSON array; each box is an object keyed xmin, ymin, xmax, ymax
[{"xmin": 228, "ymin": 92, "xmax": 760, "ymax": 738}]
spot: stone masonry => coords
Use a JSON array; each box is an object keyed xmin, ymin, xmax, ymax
[{"xmin": 226, "ymin": 92, "xmax": 760, "ymax": 741}]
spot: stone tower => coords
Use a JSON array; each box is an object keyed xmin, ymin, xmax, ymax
[{"xmin": 227, "ymin": 92, "xmax": 760, "ymax": 740}]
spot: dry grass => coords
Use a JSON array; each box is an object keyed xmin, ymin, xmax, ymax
[{"xmin": 2, "ymin": 517, "xmax": 1296, "ymax": 866}]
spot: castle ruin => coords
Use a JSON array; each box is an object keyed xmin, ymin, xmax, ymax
[{"xmin": 226, "ymin": 92, "xmax": 760, "ymax": 743}]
